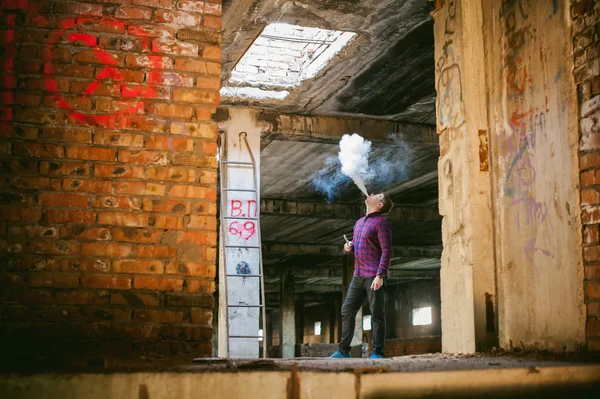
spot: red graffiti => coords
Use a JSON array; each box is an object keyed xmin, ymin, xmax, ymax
[
  {"xmin": 42, "ymin": 17, "xmax": 162, "ymax": 127},
  {"xmin": 228, "ymin": 221, "xmax": 256, "ymax": 242},
  {"xmin": 229, "ymin": 199, "xmax": 257, "ymax": 218}
]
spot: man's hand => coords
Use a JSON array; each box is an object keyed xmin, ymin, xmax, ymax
[
  {"xmin": 370, "ymin": 275, "xmax": 383, "ymax": 291},
  {"xmin": 344, "ymin": 241, "xmax": 353, "ymax": 252}
]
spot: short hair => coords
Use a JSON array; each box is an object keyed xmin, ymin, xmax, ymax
[{"xmin": 379, "ymin": 193, "xmax": 394, "ymax": 215}]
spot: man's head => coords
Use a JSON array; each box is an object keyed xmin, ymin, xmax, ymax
[{"xmin": 365, "ymin": 193, "xmax": 394, "ymax": 215}]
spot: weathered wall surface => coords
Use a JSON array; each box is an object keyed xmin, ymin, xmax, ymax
[
  {"xmin": 571, "ymin": 0, "xmax": 600, "ymax": 351},
  {"xmin": 434, "ymin": 0, "xmax": 497, "ymax": 353},
  {"xmin": 0, "ymin": 0, "xmax": 221, "ymax": 364},
  {"xmin": 484, "ymin": 0, "xmax": 585, "ymax": 350}
]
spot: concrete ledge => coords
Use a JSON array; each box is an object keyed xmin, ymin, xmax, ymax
[{"xmin": 2, "ymin": 365, "xmax": 600, "ymax": 399}]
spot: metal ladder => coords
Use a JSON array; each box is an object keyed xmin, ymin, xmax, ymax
[{"xmin": 218, "ymin": 131, "xmax": 267, "ymax": 358}]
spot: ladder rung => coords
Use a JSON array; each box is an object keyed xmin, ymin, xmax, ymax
[
  {"xmin": 228, "ymin": 304, "xmax": 262, "ymax": 308},
  {"xmin": 229, "ymin": 335, "xmax": 263, "ymax": 339},
  {"xmin": 225, "ymin": 245, "xmax": 261, "ymax": 249},
  {"xmin": 227, "ymin": 274, "xmax": 262, "ymax": 277},
  {"xmin": 222, "ymin": 161, "xmax": 254, "ymax": 166},
  {"xmin": 223, "ymin": 216, "xmax": 258, "ymax": 221},
  {"xmin": 222, "ymin": 188, "xmax": 257, "ymax": 192}
]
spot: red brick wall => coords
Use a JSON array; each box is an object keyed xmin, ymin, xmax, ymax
[
  {"xmin": 0, "ymin": 0, "xmax": 221, "ymax": 366},
  {"xmin": 573, "ymin": 0, "xmax": 600, "ymax": 351}
]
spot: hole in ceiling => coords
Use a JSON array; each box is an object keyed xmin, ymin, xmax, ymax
[{"xmin": 221, "ymin": 23, "xmax": 357, "ymax": 100}]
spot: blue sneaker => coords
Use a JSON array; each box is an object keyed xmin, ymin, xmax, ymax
[
  {"xmin": 369, "ymin": 353, "xmax": 383, "ymax": 359},
  {"xmin": 328, "ymin": 350, "xmax": 350, "ymax": 359}
]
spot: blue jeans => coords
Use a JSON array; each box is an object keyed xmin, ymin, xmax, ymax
[{"xmin": 338, "ymin": 276, "xmax": 386, "ymax": 355}]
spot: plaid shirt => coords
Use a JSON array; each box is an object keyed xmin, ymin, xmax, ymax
[{"xmin": 351, "ymin": 212, "xmax": 393, "ymax": 277}]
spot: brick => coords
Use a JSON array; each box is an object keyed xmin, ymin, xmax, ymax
[
  {"xmin": 115, "ymin": 7, "xmax": 152, "ymax": 20},
  {"xmin": 155, "ymin": 11, "xmax": 202, "ymax": 27},
  {"xmin": 56, "ymin": 290, "xmax": 110, "ymax": 305},
  {"xmin": 27, "ymin": 273, "xmax": 53, "ymax": 287},
  {"xmin": 176, "ymin": 231, "xmax": 217, "ymax": 246},
  {"xmin": 30, "ymin": 240, "xmax": 80, "ymax": 255},
  {"xmin": 589, "ymin": 281, "xmax": 600, "ymax": 299},
  {"xmin": 589, "ymin": 302, "xmax": 600, "ymax": 318},
  {"xmin": 196, "ymin": 75, "xmax": 221, "ymax": 90},
  {"xmin": 113, "ymin": 227, "xmax": 163, "ymax": 243},
  {"xmin": 580, "ymin": 152, "xmax": 600, "ymax": 170},
  {"xmin": 13, "ymin": 142, "xmax": 64, "ymax": 158},
  {"xmin": 118, "ymin": 116, "xmax": 167, "ymax": 133},
  {"xmin": 54, "ymin": 2, "xmax": 103, "ymax": 17},
  {"xmin": 148, "ymin": 103, "xmax": 195, "ymax": 119},
  {"xmin": 98, "ymin": 211, "xmax": 149, "ymax": 227},
  {"xmin": 60, "ymin": 226, "xmax": 111, "ymax": 241},
  {"xmin": 199, "ymin": 170, "xmax": 217, "ymax": 185},
  {"xmin": 169, "ymin": 185, "xmax": 216, "ymax": 199},
  {"xmin": 199, "ymin": 141, "xmax": 217, "ymax": 155},
  {"xmin": 136, "ymin": 245, "xmax": 177, "ymax": 258},
  {"xmin": 166, "ymin": 293, "xmax": 213, "ymax": 308},
  {"xmin": 173, "ymin": 88, "xmax": 219, "ymax": 105},
  {"xmin": 582, "ymin": 189, "xmax": 600, "ymax": 206},
  {"xmin": 82, "ymin": 275, "xmax": 132, "ymax": 289},
  {"xmin": 127, "ymin": 25, "xmax": 175, "ymax": 39},
  {"xmin": 111, "ymin": 291, "xmax": 160, "ymax": 306},
  {"xmin": 44, "ymin": 94, "xmax": 94, "ymax": 111},
  {"xmin": 134, "ymin": 276, "xmax": 183, "ymax": 291},
  {"xmin": 94, "ymin": 68, "xmax": 146, "ymax": 83},
  {"xmin": 122, "ymin": 84, "xmax": 170, "ymax": 100},
  {"xmin": 113, "ymin": 259, "xmax": 164, "ymax": 274},
  {"xmin": 152, "ymin": 40, "xmax": 198, "ymax": 56},
  {"xmin": 43, "ymin": 63, "xmax": 96, "ymax": 78},
  {"xmin": 175, "ymin": 59, "xmax": 219, "ymax": 74},
  {"xmin": 74, "ymin": 49, "xmax": 123, "ymax": 65},
  {"xmin": 118, "ymin": 150, "xmax": 168, "ymax": 164},
  {"xmin": 125, "ymin": 54, "xmax": 174, "ymax": 69},
  {"xmin": 90, "ymin": 195, "xmax": 142, "ymax": 210},
  {"xmin": 38, "ymin": 193, "xmax": 87, "ymax": 208},
  {"xmin": 105, "ymin": 325, "xmax": 159, "ymax": 340},
  {"xmin": 160, "ymin": 326, "xmax": 212, "ymax": 341},
  {"xmin": 190, "ymin": 308, "xmax": 213, "ymax": 325},
  {"xmin": 146, "ymin": 136, "xmax": 194, "ymax": 151},
  {"xmin": 586, "ymin": 265, "xmax": 600, "ymax": 279},
  {"xmin": 584, "ymin": 225, "xmax": 599, "ymax": 245},
  {"xmin": 188, "ymin": 215, "xmax": 217, "ymax": 230},
  {"xmin": 151, "ymin": 215, "xmax": 185, "ymax": 229},
  {"xmin": 115, "ymin": 181, "xmax": 166, "ymax": 196},
  {"xmin": 170, "ymin": 121, "xmax": 217, "ymax": 139},
  {"xmin": 66, "ymin": 146, "xmax": 115, "ymax": 161},
  {"xmin": 82, "ymin": 242, "xmax": 133, "ymax": 257},
  {"xmin": 166, "ymin": 261, "xmax": 215, "ymax": 277},
  {"xmin": 204, "ymin": 15, "xmax": 222, "ymax": 30},
  {"xmin": 76, "ymin": 17, "xmax": 126, "ymax": 34},
  {"xmin": 14, "ymin": 93, "xmax": 41, "ymax": 107},
  {"xmin": 39, "ymin": 127, "xmax": 92, "ymax": 143},
  {"xmin": 146, "ymin": 167, "xmax": 196, "ymax": 182},
  {"xmin": 8, "ymin": 176, "xmax": 58, "ymax": 191},
  {"xmin": 94, "ymin": 164, "xmax": 145, "ymax": 179},
  {"xmin": 134, "ymin": 309, "xmax": 183, "ymax": 324},
  {"xmin": 93, "ymin": 132, "xmax": 145, "ymax": 147},
  {"xmin": 40, "ymin": 161, "xmax": 90, "ymax": 176},
  {"xmin": 0, "ymin": 207, "xmax": 42, "ymax": 222},
  {"xmin": 132, "ymin": 0, "xmax": 171, "ymax": 8},
  {"xmin": 95, "ymin": 100, "xmax": 145, "ymax": 115},
  {"xmin": 53, "ymin": 274, "xmax": 80, "ymax": 288},
  {"xmin": 204, "ymin": 2, "xmax": 222, "ymax": 16},
  {"xmin": 63, "ymin": 178, "xmax": 112, "ymax": 193},
  {"xmin": 176, "ymin": 1, "xmax": 204, "ymax": 12},
  {"xmin": 70, "ymin": 82, "xmax": 121, "ymax": 98},
  {"xmin": 582, "ymin": 206, "xmax": 600, "ymax": 225},
  {"xmin": 44, "ymin": 209, "xmax": 96, "ymax": 224},
  {"xmin": 142, "ymin": 199, "xmax": 191, "ymax": 214},
  {"xmin": 147, "ymin": 71, "xmax": 194, "ymax": 87}
]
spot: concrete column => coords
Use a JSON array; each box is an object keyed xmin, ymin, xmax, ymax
[
  {"xmin": 279, "ymin": 268, "xmax": 295, "ymax": 358},
  {"xmin": 433, "ymin": 0, "xmax": 498, "ymax": 353},
  {"xmin": 295, "ymin": 300, "xmax": 304, "ymax": 345}
]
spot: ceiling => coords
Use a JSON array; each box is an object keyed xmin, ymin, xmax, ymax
[
  {"xmin": 220, "ymin": 0, "xmax": 436, "ymax": 124},
  {"xmin": 219, "ymin": 0, "xmax": 440, "ymax": 300}
]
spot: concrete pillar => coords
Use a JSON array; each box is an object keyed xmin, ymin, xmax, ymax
[
  {"xmin": 433, "ymin": 0, "xmax": 498, "ymax": 353},
  {"xmin": 279, "ymin": 268, "xmax": 295, "ymax": 358},
  {"xmin": 295, "ymin": 300, "xmax": 304, "ymax": 345}
]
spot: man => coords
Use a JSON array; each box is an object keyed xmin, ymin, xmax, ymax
[{"xmin": 329, "ymin": 193, "xmax": 394, "ymax": 359}]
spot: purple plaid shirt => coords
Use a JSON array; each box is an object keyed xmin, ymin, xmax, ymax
[{"xmin": 351, "ymin": 212, "xmax": 393, "ymax": 277}]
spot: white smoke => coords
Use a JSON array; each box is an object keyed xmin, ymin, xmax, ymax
[{"xmin": 338, "ymin": 133, "xmax": 371, "ymax": 196}]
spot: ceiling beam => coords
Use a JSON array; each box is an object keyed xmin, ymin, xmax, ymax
[
  {"xmin": 258, "ymin": 112, "xmax": 438, "ymax": 146},
  {"xmin": 261, "ymin": 198, "xmax": 441, "ymax": 221}
]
